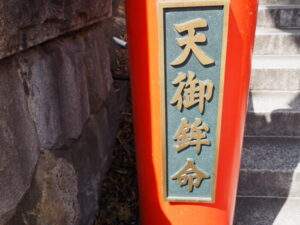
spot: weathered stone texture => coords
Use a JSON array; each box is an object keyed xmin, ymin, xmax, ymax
[
  {"xmin": 0, "ymin": 21, "xmax": 128, "ymax": 225},
  {"xmin": 6, "ymin": 85, "xmax": 127, "ymax": 225},
  {"xmin": 0, "ymin": 0, "xmax": 112, "ymax": 60},
  {"xmin": 12, "ymin": 151, "xmax": 81, "ymax": 225},
  {"xmin": 17, "ymin": 25, "xmax": 113, "ymax": 150},
  {"xmin": 0, "ymin": 58, "xmax": 39, "ymax": 225}
]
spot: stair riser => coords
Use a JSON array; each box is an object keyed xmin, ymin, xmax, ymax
[
  {"xmin": 254, "ymin": 32, "xmax": 300, "ymax": 55},
  {"xmin": 257, "ymin": 6, "xmax": 300, "ymax": 28},
  {"xmin": 238, "ymin": 170, "xmax": 300, "ymax": 198},
  {"xmin": 245, "ymin": 111, "xmax": 300, "ymax": 136},
  {"xmin": 251, "ymin": 68, "xmax": 300, "ymax": 91}
]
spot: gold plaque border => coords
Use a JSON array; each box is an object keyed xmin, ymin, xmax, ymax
[{"xmin": 158, "ymin": 0, "xmax": 230, "ymax": 203}]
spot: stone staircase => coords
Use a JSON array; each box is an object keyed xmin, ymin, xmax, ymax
[{"xmin": 234, "ymin": 1, "xmax": 300, "ymax": 224}]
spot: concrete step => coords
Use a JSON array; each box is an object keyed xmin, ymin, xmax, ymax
[
  {"xmin": 257, "ymin": 5, "xmax": 300, "ymax": 28},
  {"xmin": 238, "ymin": 137, "xmax": 300, "ymax": 198},
  {"xmin": 245, "ymin": 91, "xmax": 300, "ymax": 136},
  {"xmin": 254, "ymin": 28, "xmax": 300, "ymax": 55},
  {"xmin": 234, "ymin": 197, "xmax": 300, "ymax": 225},
  {"xmin": 251, "ymin": 55, "xmax": 300, "ymax": 91},
  {"xmin": 260, "ymin": 0, "xmax": 300, "ymax": 5}
]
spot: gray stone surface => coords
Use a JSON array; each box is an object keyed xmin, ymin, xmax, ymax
[
  {"xmin": 246, "ymin": 110, "xmax": 300, "ymax": 136},
  {"xmin": 257, "ymin": 5, "xmax": 300, "ymax": 28},
  {"xmin": 241, "ymin": 137, "xmax": 300, "ymax": 171},
  {"xmin": 254, "ymin": 28, "xmax": 300, "ymax": 55},
  {"xmin": 260, "ymin": 0, "xmax": 300, "ymax": 5},
  {"xmin": 237, "ymin": 1, "xmax": 300, "ymax": 224},
  {"xmin": 251, "ymin": 56, "xmax": 300, "ymax": 91},
  {"xmin": 0, "ymin": 57, "xmax": 39, "ymax": 225},
  {"xmin": 251, "ymin": 68, "xmax": 300, "ymax": 91},
  {"xmin": 234, "ymin": 197, "xmax": 300, "ymax": 225},
  {"xmin": 238, "ymin": 137, "xmax": 300, "ymax": 197},
  {"xmin": 0, "ymin": 21, "xmax": 129, "ymax": 224},
  {"xmin": 239, "ymin": 170, "xmax": 300, "ymax": 197},
  {"xmin": 103, "ymin": 0, "xmax": 127, "ymax": 66},
  {"xmin": 16, "ymin": 24, "xmax": 113, "ymax": 150},
  {"xmin": 248, "ymin": 91, "xmax": 300, "ymax": 112},
  {"xmin": 9, "ymin": 150, "xmax": 81, "ymax": 225},
  {"xmin": 0, "ymin": 0, "xmax": 112, "ymax": 60},
  {"xmin": 246, "ymin": 91, "xmax": 300, "ymax": 136},
  {"xmin": 252, "ymin": 55, "xmax": 300, "ymax": 69},
  {"xmin": 8, "ymin": 82, "xmax": 129, "ymax": 225}
]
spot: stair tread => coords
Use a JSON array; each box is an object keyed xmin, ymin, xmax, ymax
[
  {"xmin": 248, "ymin": 91, "xmax": 300, "ymax": 113},
  {"xmin": 252, "ymin": 55, "xmax": 300, "ymax": 69}
]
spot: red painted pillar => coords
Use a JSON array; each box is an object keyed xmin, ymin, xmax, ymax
[{"xmin": 126, "ymin": 0, "xmax": 258, "ymax": 224}]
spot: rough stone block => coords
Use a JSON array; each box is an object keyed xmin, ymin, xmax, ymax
[
  {"xmin": 0, "ymin": 0, "xmax": 112, "ymax": 60},
  {"xmin": 7, "ymin": 80, "xmax": 129, "ymax": 225},
  {"xmin": 0, "ymin": 57, "xmax": 39, "ymax": 225},
  {"xmin": 16, "ymin": 24, "xmax": 113, "ymax": 150},
  {"xmin": 0, "ymin": 22, "xmax": 129, "ymax": 224}
]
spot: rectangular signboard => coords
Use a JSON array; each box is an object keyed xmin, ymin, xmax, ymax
[{"xmin": 159, "ymin": 0, "xmax": 229, "ymax": 203}]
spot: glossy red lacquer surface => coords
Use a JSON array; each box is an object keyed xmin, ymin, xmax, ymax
[{"xmin": 126, "ymin": 0, "xmax": 258, "ymax": 224}]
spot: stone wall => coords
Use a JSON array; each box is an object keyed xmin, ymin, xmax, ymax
[{"xmin": 0, "ymin": 1, "xmax": 128, "ymax": 224}]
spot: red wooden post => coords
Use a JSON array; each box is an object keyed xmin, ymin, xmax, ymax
[{"xmin": 126, "ymin": 0, "xmax": 258, "ymax": 224}]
